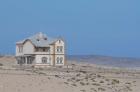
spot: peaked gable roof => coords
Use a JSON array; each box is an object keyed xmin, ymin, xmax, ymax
[{"xmin": 16, "ymin": 32, "xmax": 62, "ymax": 47}]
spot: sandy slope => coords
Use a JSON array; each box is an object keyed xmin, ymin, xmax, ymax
[{"xmin": 0, "ymin": 57, "xmax": 139, "ymax": 92}]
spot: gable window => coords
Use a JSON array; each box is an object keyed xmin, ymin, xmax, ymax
[
  {"xmin": 59, "ymin": 40, "xmax": 61, "ymax": 43},
  {"xmin": 36, "ymin": 39, "xmax": 40, "ymax": 41},
  {"xmin": 56, "ymin": 46, "xmax": 63, "ymax": 53},
  {"xmin": 44, "ymin": 38, "xmax": 47, "ymax": 40},
  {"xmin": 60, "ymin": 46, "xmax": 63, "ymax": 52},
  {"xmin": 42, "ymin": 57, "xmax": 48, "ymax": 64},
  {"xmin": 57, "ymin": 46, "xmax": 59, "ymax": 52}
]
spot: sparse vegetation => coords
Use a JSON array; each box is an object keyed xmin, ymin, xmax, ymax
[
  {"xmin": 80, "ymin": 82, "xmax": 85, "ymax": 86},
  {"xmin": 79, "ymin": 70, "xmax": 87, "ymax": 74},
  {"xmin": 97, "ymin": 74, "xmax": 102, "ymax": 78},
  {"xmin": 71, "ymin": 83, "xmax": 77, "ymax": 87},
  {"xmin": 64, "ymin": 82, "xmax": 69, "ymax": 85},
  {"xmin": 71, "ymin": 77, "xmax": 76, "ymax": 80},
  {"xmin": 125, "ymin": 82, "xmax": 131, "ymax": 85},
  {"xmin": 105, "ymin": 79, "xmax": 109, "ymax": 81},
  {"xmin": 126, "ymin": 86, "xmax": 133, "ymax": 91},
  {"xmin": 90, "ymin": 88, "xmax": 97, "ymax": 92},
  {"xmin": 92, "ymin": 83, "xmax": 100, "ymax": 86},
  {"xmin": 76, "ymin": 73, "xmax": 81, "ymax": 77},
  {"xmin": 112, "ymin": 79, "xmax": 120, "ymax": 84},
  {"xmin": 80, "ymin": 89, "xmax": 86, "ymax": 92},
  {"xmin": 0, "ymin": 63, "xmax": 3, "ymax": 66},
  {"xmin": 38, "ymin": 72, "xmax": 46, "ymax": 75},
  {"xmin": 55, "ymin": 75, "xmax": 60, "ymax": 78},
  {"xmin": 98, "ymin": 87, "xmax": 106, "ymax": 91},
  {"xmin": 76, "ymin": 79, "xmax": 81, "ymax": 82},
  {"xmin": 91, "ymin": 78, "xmax": 96, "ymax": 82},
  {"xmin": 100, "ymin": 80, "xmax": 104, "ymax": 83}
]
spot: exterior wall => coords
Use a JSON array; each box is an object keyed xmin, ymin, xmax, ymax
[
  {"xmin": 16, "ymin": 45, "xmax": 23, "ymax": 56},
  {"xmin": 54, "ymin": 40, "xmax": 65, "ymax": 66},
  {"xmin": 49, "ymin": 45, "xmax": 54, "ymax": 54},
  {"xmin": 35, "ymin": 55, "xmax": 53, "ymax": 66},
  {"xmin": 23, "ymin": 41, "xmax": 35, "ymax": 55}
]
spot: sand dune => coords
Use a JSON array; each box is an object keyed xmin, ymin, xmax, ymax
[{"xmin": 0, "ymin": 56, "xmax": 139, "ymax": 92}]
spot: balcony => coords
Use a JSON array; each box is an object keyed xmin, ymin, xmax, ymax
[{"xmin": 34, "ymin": 47, "xmax": 51, "ymax": 54}]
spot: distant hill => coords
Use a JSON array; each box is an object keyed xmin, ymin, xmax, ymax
[{"xmin": 67, "ymin": 55, "xmax": 140, "ymax": 68}]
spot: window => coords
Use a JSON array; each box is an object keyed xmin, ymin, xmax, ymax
[
  {"xmin": 43, "ymin": 48, "xmax": 46, "ymax": 52},
  {"xmin": 57, "ymin": 57, "xmax": 59, "ymax": 64},
  {"xmin": 56, "ymin": 46, "xmax": 63, "ymax": 52},
  {"xmin": 60, "ymin": 57, "xmax": 63, "ymax": 64},
  {"xmin": 59, "ymin": 40, "xmax": 61, "ymax": 43},
  {"xmin": 36, "ymin": 39, "xmax": 40, "ymax": 41},
  {"xmin": 56, "ymin": 57, "xmax": 63, "ymax": 64},
  {"xmin": 27, "ymin": 57, "xmax": 33, "ymax": 64},
  {"xmin": 44, "ymin": 38, "xmax": 47, "ymax": 40},
  {"xmin": 36, "ymin": 48, "xmax": 39, "ymax": 52},
  {"xmin": 60, "ymin": 46, "xmax": 63, "ymax": 52},
  {"xmin": 18, "ymin": 46, "xmax": 23, "ymax": 53},
  {"xmin": 57, "ymin": 46, "xmax": 59, "ymax": 52},
  {"xmin": 42, "ymin": 57, "xmax": 48, "ymax": 64}
]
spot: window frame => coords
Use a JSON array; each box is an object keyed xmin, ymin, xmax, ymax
[
  {"xmin": 42, "ymin": 57, "xmax": 48, "ymax": 64},
  {"xmin": 18, "ymin": 45, "xmax": 23, "ymax": 53}
]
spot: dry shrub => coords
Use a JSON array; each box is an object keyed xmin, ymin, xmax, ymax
[
  {"xmin": 112, "ymin": 79, "xmax": 120, "ymax": 84},
  {"xmin": 98, "ymin": 87, "xmax": 106, "ymax": 91},
  {"xmin": 0, "ymin": 63, "xmax": 3, "ymax": 66},
  {"xmin": 80, "ymin": 82, "xmax": 85, "ymax": 86},
  {"xmin": 100, "ymin": 80, "xmax": 104, "ymax": 83},
  {"xmin": 92, "ymin": 83, "xmax": 100, "ymax": 86}
]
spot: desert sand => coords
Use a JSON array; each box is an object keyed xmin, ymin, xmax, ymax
[{"xmin": 0, "ymin": 56, "xmax": 140, "ymax": 92}]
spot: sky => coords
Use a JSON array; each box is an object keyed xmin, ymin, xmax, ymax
[{"xmin": 0, "ymin": 0, "xmax": 140, "ymax": 57}]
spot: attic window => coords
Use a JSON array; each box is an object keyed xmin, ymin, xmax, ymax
[
  {"xmin": 44, "ymin": 38, "xmax": 47, "ymax": 40},
  {"xmin": 37, "ymin": 39, "xmax": 39, "ymax": 41},
  {"xmin": 59, "ymin": 40, "xmax": 61, "ymax": 43}
]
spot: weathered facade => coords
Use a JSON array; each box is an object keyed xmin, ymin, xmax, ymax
[{"xmin": 16, "ymin": 32, "xmax": 66, "ymax": 67}]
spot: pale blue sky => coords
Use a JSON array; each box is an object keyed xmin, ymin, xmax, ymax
[{"xmin": 0, "ymin": 0, "xmax": 140, "ymax": 57}]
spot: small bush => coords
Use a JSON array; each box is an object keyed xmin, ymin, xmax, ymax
[
  {"xmin": 97, "ymin": 74, "xmax": 102, "ymax": 78},
  {"xmin": 71, "ymin": 77, "xmax": 76, "ymax": 80},
  {"xmin": 80, "ymin": 70, "xmax": 87, "ymax": 74},
  {"xmin": 105, "ymin": 79, "xmax": 109, "ymax": 81},
  {"xmin": 126, "ymin": 86, "xmax": 132, "ymax": 91},
  {"xmin": 98, "ymin": 87, "xmax": 106, "ymax": 91},
  {"xmin": 92, "ymin": 83, "xmax": 100, "ymax": 86},
  {"xmin": 112, "ymin": 79, "xmax": 120, "ymax": 84},
  {"xmin": 76, "ymin": 73, "xmax": 81, "ymax": 77},
  {"xmin": 80, "ymin": 82, "xmax": 85, "ymax": 86},
  {"xmin": 64, "ymin": 82, "xmax": 69, "ymax": 84},
  {"xmin": 71, "ymin": 84, "xmax": 77, "ymax": 87},
  {"xmin": 55, "ymin": 75, "xmax": 60, "ymax": 78},
  {"xmin": 125, "ymin": 82, "xmax": 131, "ymax": 85},
  {"xmin": 100, "ymin": 80, "xmax": 104, "ymax": 83},
  {"xmin": 0, "ymin": 63, "xmax": 3, "ymax": 66},
  {"xmin": 80, "ymin": 90, "xmax": 86, "ymax": 92},
  {"xmin": 90, "ymin": 88, "xmax": 97, "ymax": 92},
  {"xmin": 76, "ymin": 79, "xmax": 81, "ymax": 82}
]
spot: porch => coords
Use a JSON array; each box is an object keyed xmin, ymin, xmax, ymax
[{"xmin": 16, "ymin": 55, "xmax": 35, "ymax": 65}]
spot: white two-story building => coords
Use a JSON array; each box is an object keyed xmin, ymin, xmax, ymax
[{"xmin": 16, "ymin": 32, "xmax": 66, "ymax": 67}]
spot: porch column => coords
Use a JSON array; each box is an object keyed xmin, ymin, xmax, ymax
[{"xmin": 25, "ymin": 57, "xmax": 28, "ymax": 64}]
